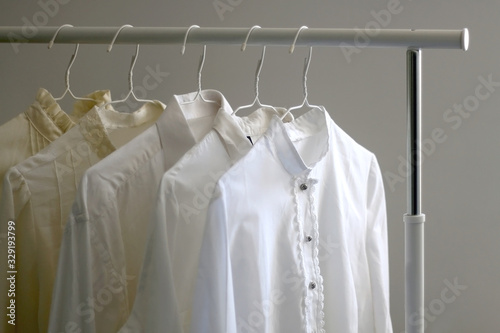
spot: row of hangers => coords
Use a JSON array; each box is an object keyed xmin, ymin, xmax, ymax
[{"xmin": 47, "ymin": 24, "xmax": 323, "ymax": 120}]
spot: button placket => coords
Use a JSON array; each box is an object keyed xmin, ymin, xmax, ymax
[
  {"xmin": 295, "ymin": 176, "xmax": 322, "ymax": 332},
  {"xmin": 307, "ymin": 178, "xmax": 325, "ymax": 332},
  {"xmin": 299, "ymin": 179, "xmax": 314, "ymax": 247},
  {"xmin": 291, "ymin": 175, "xmax": 311, "ymax": 331}
]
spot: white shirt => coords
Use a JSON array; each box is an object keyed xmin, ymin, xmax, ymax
[
  {"xmin": 0, "ymin": 101, "xmax": 163, "ymax": 333},
  {"xmin": 49, "ymin": 90, "xmax": 233, "ymax": 333},
  {"xmin": 190, "ymin": 107, "xmax": 393, "ymax": 333},
  {"xmin": 118, "ymin": 107, "xmax": 294, "ymax": 333}
]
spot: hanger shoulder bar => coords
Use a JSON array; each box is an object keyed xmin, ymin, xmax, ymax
[{"xmin": 0, "ymin": 26, "xmax": 468, "ymax": 50}]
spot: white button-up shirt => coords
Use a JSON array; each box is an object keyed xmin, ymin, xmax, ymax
[
  {"xmin": 49, "ymin": 91, "xmax": 233, "ymax": 333},
  {"xmin": 190, "ymin": 107, "xmax": 393, "ymax": 333},
  {"xmin": 118, "ymin": 107, "xmax": 294, "ymax": 333},
  {"xmin": 0, "ymin": 100, "xmax": 163, "ymax": 333}
]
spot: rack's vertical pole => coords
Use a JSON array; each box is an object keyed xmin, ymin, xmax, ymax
[{"xmin": 405, "ymin": 49, "xmax": 426, "ymax": 333}]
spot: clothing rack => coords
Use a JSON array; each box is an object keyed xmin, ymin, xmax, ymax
[{"xmin": 0, "ymin": 26, "xmax": 469, "ymax": 333}]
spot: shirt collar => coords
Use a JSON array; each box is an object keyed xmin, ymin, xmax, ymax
[
  {"xmin": 213, "ymin": 106, "xmax": 294, "ymax": 161},
  {"xmin": 70, "ymin": 90, "xmax": 113, "ymax": 119},
  {"xmin": 24, "ymin": 88, "xmax": 73, "ymax": 141},
  {"xmin": 24, "ymin": 88, "xmax": 114, "ymax": 143},
  {"xmin": 266, "ymin": 106, "xmax": 331, "ymax": 176},
  {"xmin": 78, "ymin": 100, "xmax": 165, "ymax": 159},
  {"xmin": 157, "ymin": 90, "xmax": 232, "ymax": 168}
]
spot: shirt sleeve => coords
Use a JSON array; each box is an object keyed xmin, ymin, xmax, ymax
[
  {"xmin": 118, "ymin": 179, "xmax": 182, "ymax": 333},
  {"xmin": 189, "ymin": 183, "xmax": 236, "ymax": 333},
  {"xmin": 365, "ymin": 155, "xmax": 393, "ymax": 333},
  {"xmin": 0, "ymin": 168, "xmax": 37, "ymax": 333},
  {"xmin": 48, "ymin": 174, "xmax": 129, "ymax": 333}
]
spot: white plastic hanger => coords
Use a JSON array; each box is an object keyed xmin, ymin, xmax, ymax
[
  {"xmin": 180, "ymin": 25, "xmax": 219, "ymax": 105},
  {"xmin": 103, "ymin": 24, "xmax": 157, "ymax": 108},
  {"xmin": 48, "ymin": 24, "xmax": 97, "ymax": 102},
  {"xmin": 282, "ymin": 26, "xmax": 323, "ymax": 121},
  {"xmin": 232, "ymin": 26, "xmax": 278, "ymax": 115}
]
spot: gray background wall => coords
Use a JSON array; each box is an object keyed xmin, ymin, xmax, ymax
[{"xmin": 0, "ymin": 1, "xmax": 498, "ymax": 332}]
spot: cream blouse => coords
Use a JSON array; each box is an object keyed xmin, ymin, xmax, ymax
[
  {"xmin": 0, "ymin": 100, "xmax": 164, "ymax": 333},
  {"xmin": 0, "ymin": 88, "xmax": 112, "ymax": 195}
]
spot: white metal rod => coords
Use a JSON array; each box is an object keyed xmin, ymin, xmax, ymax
[{"xmin": 0, "ymin": 26, "xmax": 469, "ymax": 50}]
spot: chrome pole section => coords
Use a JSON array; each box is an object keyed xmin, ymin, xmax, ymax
[{"xmin": 405, "ymin": 49, "xmax": 426, "ymax": 333}]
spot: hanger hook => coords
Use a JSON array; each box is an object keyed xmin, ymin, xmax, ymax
[
  {"xmin": 48, "ymin": 24, "xmax": 81, "ymax": 101},
  {"xmin": 128, "ymin": 44, "xmax": 141, "ymax": 97},
  {"xmin": 48, "ymin": 24, "xmax": 73, "ymax": 49},
  {"xmin": 241, "ymin": 26, "xmax": 265, "ymax": 99},
  {"xmin": 303, "ymin": 47, "xmax": 312, "ymax": 98},
  {"xmin": 282, "ymin": 43, "xmax": 318, "ymax": 121},
  {"xmin": 290, "ymin": 25, "xmax": 308, "ymax": 54},
  {"xmin": 107, "ymin": 24, "xmax": 133, "ymax": 52},
  {"xmin": 254, "ymin": 46, "xmax": 267, "ymax": 101},
  {"xmin": 241, "ymin": 25, "xmax": 261, "ymax": 51},
  {"xmin": 47, "ymin": 24, "xmax": 77, "ymax": 97},
  {"xmin": 232, "ymin": 26, "xmax": 275, "ymax": 116},
  {"xmin": 180, "ymin": 25, "xmax": 205, "ymax": 96},
  {"xmin": 181, "ymin": 25, "xmax": 200, "ymax": 55},
  {"xmin": 104, "ymin": 25, "xmax": 155, "ymax": 106},
  {"xmin": 48, "ymin": 25, "xmax": 96, "ymax": 103},
  {"xmin": 179, "ymin": 25, "xmax": 216, "ymax": 104},
  {"xmin": 196, "ymin": 45, "xmax": 207, "ymax": 95}
]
